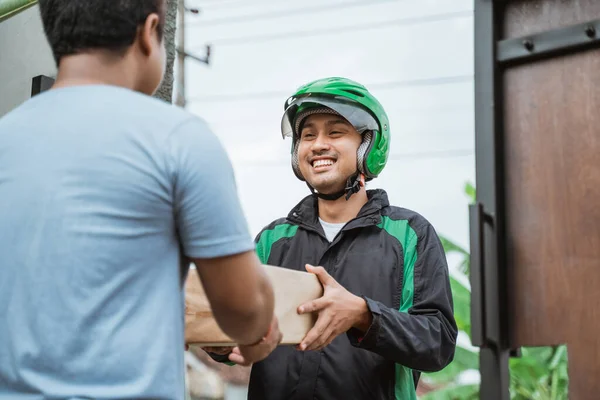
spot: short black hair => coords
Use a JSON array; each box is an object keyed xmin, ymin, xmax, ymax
[{"xmin": 38, "ymin": 0, "xmax": 166, "ymax": 65}]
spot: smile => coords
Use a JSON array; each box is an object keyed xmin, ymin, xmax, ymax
[{"xmin": 311, "ymin": 159, "xmax": 336, "ymax": 170}]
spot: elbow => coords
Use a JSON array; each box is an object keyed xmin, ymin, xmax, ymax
[
  {"xmin": 419, "ymin": 330, "xmax": 458, "ymax": 372},
  {"xmin": 424, "ymin": 313, "xmax": 458, "ymax": 372},
  {"xmin": 409, "ymin": 346, "xmax": 456, "ymax": 373},
  {"xmin": 422, "ymin": 345, "xmax": 456, "ymax": 372}
]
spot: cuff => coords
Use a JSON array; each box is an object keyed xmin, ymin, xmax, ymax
[
  {"xmin": 209, "ymin": 352, "xmax": 235, "ymax": 366},
  {"xmin": 346, "ymin": 296, "xmax": 382, "ymax": 349}
]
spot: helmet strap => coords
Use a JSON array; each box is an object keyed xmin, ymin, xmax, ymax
[{"xmin": 307, "ymin": 171, "xmax": 364, "ymax": 201}]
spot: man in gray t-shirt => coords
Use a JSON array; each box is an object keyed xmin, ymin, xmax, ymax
[{"xmin": 0, "ymin": 1, "xmax": 281, "ymax": 399}]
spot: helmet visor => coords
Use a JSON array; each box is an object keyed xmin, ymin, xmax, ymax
[{"xmin": 281, "ymin": 94, "xmax": 379, "ymax": 139}]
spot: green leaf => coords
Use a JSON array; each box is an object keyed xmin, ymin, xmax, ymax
[
  {"xmin": 438, "ymin": 234, "xmax": 470, "ymax": 274},
  {"xmin": 509, "ymin": 353, "xmax": 549, "ymax": 384},
  {"xmin": 548, "ymin": 346, "xmax": 567, "ymax": 370},
  {"xmin": 464, "ymin": 182, "xmax": 476, "ymax": 203},
  {"xmin": 0, "ymin": 0, "xmax": 37, "ymax": 23},
  {"xmin": 439, "ymin": 236, "xmax": 469, "ymax": 257},
  {"xmin": 422, "ymin": 346, "xmax": 479, "ymax": 384},
  {"xmin": 419, "ymin": 383, "xmax": 479, "ymax": 400},
  {"xmin": 457, "ymin": 258, "xmax": 470, "ymax": 275},
  {"xmin": 556, "ymin": 362, "xmax": 569, "ymax": 382},
  {"xmin": 449, "ymin": 276, "xmax": 471, "ymax": 336},
  {"xmin": 550, "ymin": 367, "xmax": 559, "ymax": 400},
  {"xmin": 509, "ymin": 346, "xmax": 569, "ymax": 400}
]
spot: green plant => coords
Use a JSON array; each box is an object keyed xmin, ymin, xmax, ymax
[
  {"xmin": 508, "ymin": 346, "xmax": 569, "ymax": 400},
  {"xmin": 419, "ymin": 182, "xmax": 568, "ymax": 400}
]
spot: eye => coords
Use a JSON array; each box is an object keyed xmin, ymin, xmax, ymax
[{"xmin": 301, "ymin": 132, "xmax": 316, "ymax": 140}]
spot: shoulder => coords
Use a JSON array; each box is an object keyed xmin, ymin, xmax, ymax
[
  {"xmin": 163, "ymin": 113, "xmax": 228, "ymax": 170},
  {"xmin": 378, "ymin": 205, "xmax": 440, "ymax": 247},
  {"xmin": 254, "ymin": 217, "xmax": 297, "ymax": 243},
  {"xmin": 135, "ymin": 96, "xmax": 212, "ymax": 139},
  {"xmin": 382, "ymin": 206, "xmax": 432, "ymax": 229},
  {"xmin": 254, "ymin": 217, "xmax": 299, "ymax": 264},
  {"xmin": 89, "ymin": 85, "xmax": 215, "ymax": 141}
]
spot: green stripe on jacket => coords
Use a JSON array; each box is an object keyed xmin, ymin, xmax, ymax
[
  {"xmin": 255, "ymin": 223, "xmax": 299, "ymax": 264},
  {"xmin": 378, "ymin": 216, "xmax": 418, "ymax": 400}
]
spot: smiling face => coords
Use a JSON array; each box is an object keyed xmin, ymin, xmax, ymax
[{"xmin": 297, "ymin": 113, "xmax": 362, "ymax": 194}]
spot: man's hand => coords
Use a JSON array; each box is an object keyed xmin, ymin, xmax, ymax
[
  {"xmin": 297, "ymin": 264, "xmax": 373, "ymax": 352},
  {"xmin": 227, "ymin": 316, "xmax": 283, "ymax": 366}
]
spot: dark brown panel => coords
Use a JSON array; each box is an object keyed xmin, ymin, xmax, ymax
[
  {"xmin": 503, "ymin": 45, "xmax": 600, "ymax": 398},
  {"xmin": 503, "ymin": 0, "xmax": 600, "ymax": 39},
  {"xmin": 569, "ymin": 303, "xmax": 600, "ymax": 400}
]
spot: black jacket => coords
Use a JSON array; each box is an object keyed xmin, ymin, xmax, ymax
[{"xmin": 212, "ymin": 189, "xmax": 457, "ymax": 400}]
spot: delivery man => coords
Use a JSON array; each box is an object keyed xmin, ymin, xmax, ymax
[{"xmin": 204, "ymin": 77, "xmax": 458, "ymax": 400}]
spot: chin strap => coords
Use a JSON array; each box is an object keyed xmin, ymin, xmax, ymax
[{"xmin": 307, "ymin": 171, "xmax": 363, "ymax": 201}]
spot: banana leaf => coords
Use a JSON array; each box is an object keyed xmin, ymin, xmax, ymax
[
  {"xmin": 449, "ymin": 275, "xmax": 471, "ymax": 337},
  {"xmin": 0, "ymin": 0, "xmax": 37, "ymax": 23},
  {"xmin": 419, "ymin": 383, "xmax": 479, "ymax": 400},
  {"xmin": 422, "ymin": 346, "xmax": 479, "ymax": 384}
]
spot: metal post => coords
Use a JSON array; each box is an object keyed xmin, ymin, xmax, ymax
[
  {"xmin": 473, "ymin": 0, "xmax": 510, "ymax": 399},
  {"xmin": 175, "ymin": 0, "xmax": 186, "ymax": 108}
]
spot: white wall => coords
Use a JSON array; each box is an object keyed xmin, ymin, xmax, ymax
[{"xmin": 0, "ymin": 4, "xmax": 56, "ymax": 117}]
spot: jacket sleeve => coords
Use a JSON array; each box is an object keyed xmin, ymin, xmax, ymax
[
  {"xmin": 205, "ymin": 351, "xmax": 235, "ymax": 365},
  {"xmin": 346, "ymin": 221, "xmax": 458, "ymax": 372}
]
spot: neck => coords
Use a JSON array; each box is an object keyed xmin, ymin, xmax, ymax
[
  {"xmin": 318, "ymin": 187, "xmax": 368, "ymax": 223},
  {"xmin": 52, "ymin": 52, "xmax": 138, "ymax": 91}
]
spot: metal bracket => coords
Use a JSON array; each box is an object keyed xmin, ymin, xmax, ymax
[
  {"xmin": 31, "ymin": 75, "xmax": 55, "ymax": 96},
  {"xmin": 177, "ymin": 44, "xmax": 211, "ymax": 65},
  {"xmin": 469, "ymin": 202, "xmax": 495, "ymax": 347},
  {"xmin": 469, "ymin": 202, "xmax": 485, "ymax": 347},
  {"xmin": 497, "ymin": 19, "xmax": 600, "ymax": 65}
]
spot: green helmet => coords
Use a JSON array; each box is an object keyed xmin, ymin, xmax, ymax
[{"xmin": 280, "ymin": 77, "xmax": 390, "ymax": 182}]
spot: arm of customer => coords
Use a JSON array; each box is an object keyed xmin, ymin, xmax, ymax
[
  {"xmin": 192, "ymin": 251, "xmax": 274, "ymax": 346},
  {"xmin": 169, "ymin": 117, "xmax": 281, "ymax": 361}
]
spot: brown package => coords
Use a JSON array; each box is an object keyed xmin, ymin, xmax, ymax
[{"xmin": 184, "ymin": 265, "xmax": 324, "ymax": 347}]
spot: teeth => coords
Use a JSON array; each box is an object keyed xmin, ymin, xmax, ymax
[{"xmin": 313, "ymin": 159, "xmax": 334, "ymax": 168}]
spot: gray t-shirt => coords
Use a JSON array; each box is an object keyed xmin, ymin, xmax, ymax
[
  {"xmin": 0, "ymin": 85, "xmax": 255, "ymax": 399},
  {"xmin": 319, "ymin": 218, "xmax": 346, "ymax": 242}
]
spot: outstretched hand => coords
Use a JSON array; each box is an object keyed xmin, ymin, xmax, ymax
[
  {"xmin": 227, "ymin": 316, "xmax": 283, "ymax": 366},
  {"xmin": 296, "ymin": 264, "xmax": 372, "ymax": 352}
]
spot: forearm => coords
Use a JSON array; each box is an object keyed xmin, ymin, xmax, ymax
[
  {"xmin": 194, "ymin": 251, "xmax": 276, "ymax": 346},
  {"xmin": 347, "ymin": 298, "xmax": 457, "ymax": 372},
  {"xmin": 213, "ymin": 272, "xmax": 275, "ymax": 345}
]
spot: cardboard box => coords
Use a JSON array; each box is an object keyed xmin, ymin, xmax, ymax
[{"xmin": 184, "ymin": 265, "xmax": 323, "ymax": 347}]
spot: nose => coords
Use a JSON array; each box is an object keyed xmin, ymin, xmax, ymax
[{"xmin": 310, "ymin": 132, "xmax": 331, "ymax": 153}]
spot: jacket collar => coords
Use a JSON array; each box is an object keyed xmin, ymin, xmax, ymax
[{"xmin": 287, "ymin": 189, "xmax": 390, "ymax": 231}]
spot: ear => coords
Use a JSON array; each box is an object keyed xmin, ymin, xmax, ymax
[{"xmin": 138, "ymin": 13, "xmax": 161, "ymax": 57}]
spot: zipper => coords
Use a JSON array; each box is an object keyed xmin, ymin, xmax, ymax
[
  {"xmin": 289, "ymin": 212, "xmax": 329, "ymax": 241},
  {"xmin": 289, "ymin": 208, "xmax": 382, "ymax": 259}
]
